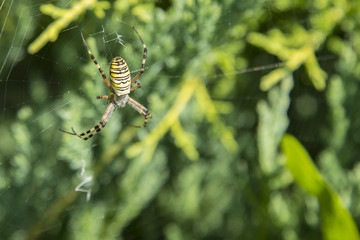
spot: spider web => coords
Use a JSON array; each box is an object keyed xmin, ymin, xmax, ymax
[
  {"xmin": 0, "ymin": 2, "xmax": 155, "ymax": 238},
  {"xmin": 0, "ymin": 0, "xmax": 274, "ymax": 160},
  {"xmin": 0, "ymin": 0, "xmax": 350, "ymax": 239}
]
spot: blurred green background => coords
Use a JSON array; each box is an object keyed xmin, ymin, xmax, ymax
[{"xmin": 1, "ymin": 0, "xmax": 360, "ymax": 239}]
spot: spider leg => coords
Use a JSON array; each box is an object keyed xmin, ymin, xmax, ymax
[
  {"xmin": 130, "ymin": 26, "xmax": 147, "ymax": 84},
  {"xmin": 130, "ymin": 82, "xmax": 141, "ymax": 92},
  {"xmin": 80, "ymin": 32, "xmax": 115, "ymax": 94},
  {"xmin": 58, "ymin": 127, "xmax": 78, "ymax": 136},
  {"xmin": 59, "ymin": 102, "xmax": 116, "ymax": 140},
  {"xmin": 127, "ymin": 96, "xmax": 152, "ymax": 128},
  {"xmin": 96, "ymin": 94, "xmax": 112, "ymax": 100}
]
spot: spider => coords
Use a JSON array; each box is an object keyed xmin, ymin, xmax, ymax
[{"xmin": 59, "ymin": 26, "xmax": 152, "ymax": 140}]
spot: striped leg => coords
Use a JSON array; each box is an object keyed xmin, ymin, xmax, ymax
[
  {"xmin": 130, "ymin": 26, "xmax": 147, "ymax": 84},
  {"xmin": 59, "ymin": 102, "xmax": 116, "ymax": 140},
  {"xmin": 80, "ymin": 32, "xmax": 115, "ymax": 94},
  {"xmin": 127, "ymin": 97, "xmax": 152, "ymax": 128}
]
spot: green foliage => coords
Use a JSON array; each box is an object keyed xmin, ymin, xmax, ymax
[
  {"xmin": 281, "ymin": 134, "xmax": 359, "ymax": 240},
  {"xmin": 257, "ymin": 75, "xmax": 293, "ymax": 174},
  {"xmin": 1, "ymin": 0, "xmax": 360, "ymax": 239},
  {"xmin": 27, "ymin": 0, "xmax": 110, "ymax": 54}
]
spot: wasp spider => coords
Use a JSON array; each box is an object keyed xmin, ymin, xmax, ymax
[{"xmin": 59, "ymin": 26, "xmax": 152, "ymax": 140}]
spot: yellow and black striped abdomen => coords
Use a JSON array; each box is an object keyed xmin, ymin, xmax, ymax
[{"xmin": 109, "ymin": 57, "xmax": 131, "ymax": 96}]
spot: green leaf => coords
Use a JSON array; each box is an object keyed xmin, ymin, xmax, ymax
[{"xmin": 281, "ymin": 134, "xmax": 360, "ymax": 240}]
